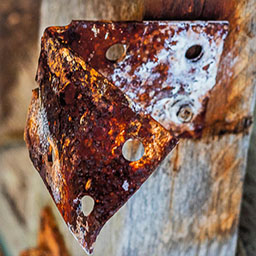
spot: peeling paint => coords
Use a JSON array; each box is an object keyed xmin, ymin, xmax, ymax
[{"xmin": 55, "ymin": 20, "xmax": 228, "ymax": 136}]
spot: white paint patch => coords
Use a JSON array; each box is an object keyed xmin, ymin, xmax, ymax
[
  {"xmin": 34, "ymin": 103, "xmax": 51, "ymax": 154},
  {"xmin": 122, "ymin": 180, "xmax": 129, "ymax": 191},
  {"xmin": 91, "ymin": 24, "xmax": 99, "ymax": 38},
  {"xmin": 108, "ymin": 21, "xmax": 228, "ymax": 131},
  {"xmin": 33, "ymin": 99, "xmax": 63, "ymax": 204}
]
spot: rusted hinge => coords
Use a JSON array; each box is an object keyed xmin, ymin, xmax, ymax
[{"xmin": 24, "ymin": 21, "xmax": 228, "ymax": 254}]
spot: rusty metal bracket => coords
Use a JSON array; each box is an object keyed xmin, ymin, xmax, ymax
[
  {"xmin": 56, "ymin": 21, "xmax": 228, "ymax": 136},
  {"xmin": 24, "ymin": 21, "xmax": 228, "ymax": 254}
]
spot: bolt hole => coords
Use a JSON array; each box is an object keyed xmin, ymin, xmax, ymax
[
  {"xmin": 185, "ymin": 45, "xmax": 203, "ymax": 62},
  {"xmin": 105, "ymin": 43, "xmax": 126, "ymax": 62},
  {"xmin": 81, "ymin": 195, "xmax": 95, "ymax": 217},
  {"xmin": 122, "ymin": 138, "xmax": 144, "ymax": 162},
  {"xmin": 177, "ymin": 105, "xmax": 194, "ymax": 123}
]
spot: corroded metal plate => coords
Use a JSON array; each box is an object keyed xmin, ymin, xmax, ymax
[
  {"xmin": 53, "ymin": 20, "xmax": 228, "ymax": 136},
  {"xmin": 25, "ymin": 31, "xmax": 177, "ymax": 254}
]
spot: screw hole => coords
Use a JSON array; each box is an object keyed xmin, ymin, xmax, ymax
[
  {"xmin": 105, "ymin": 43, "xmax": 126, "ymax": 62},
  {"xmin": 185, "ymin": 45, "xmax": 203, "ymax": 62},
  {"xmin": 81, "ymin": 195, "xmax": 95, "ymax": 217},
  {"xmin": 122, "ymin": 138, "xmax": 144, "ymax": 162}
]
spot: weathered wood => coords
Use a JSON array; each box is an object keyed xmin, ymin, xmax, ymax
[
  {"xmin": 39, "ymin": 0, "xmax": 144, "ymax": 36},
  {"xmin": 37, "ymin": 0, "xmax": 256, "ymax": 255},
  {"xmin": 144, "ymin": 0, "xmax": 235, "ymax": 20},
  {"xmin": 238, "ymin": 109, "xmax": 256, "ymax": 255},
  {"xmin": 0, "ymin": 0, "xmax": 40, "ymax": 145},
  {"xmin": 95, "ymin": 134, "xmax": 250, "ymax": 256}
]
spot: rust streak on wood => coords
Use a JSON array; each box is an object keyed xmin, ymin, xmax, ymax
[
  {"xmin": 20, "ymin": 206, "xmax": 70, "ymax": 256},
  {"xmin": 144, "ymin": 0, "xmax": 235, "ymax": 20},
  {"xmin": 205, "ymin": 0, "xmax": 256, "ymax": 135}
]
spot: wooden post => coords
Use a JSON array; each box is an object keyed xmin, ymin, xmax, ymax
[{"xmin": 37, "ymin": 0, "xmax": 256, "ymax": 255}]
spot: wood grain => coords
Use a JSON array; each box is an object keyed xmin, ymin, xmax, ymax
[{"xmin": 144, "ymin": 0, "xmax": 235, "ymax": 20}]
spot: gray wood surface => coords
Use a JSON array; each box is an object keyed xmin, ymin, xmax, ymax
[{"xmin": 95, "ymin": 134, "xmax": 250, "ymax": 256}]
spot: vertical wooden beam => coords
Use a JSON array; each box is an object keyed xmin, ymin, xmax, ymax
[{"xmin": 38, "ymin": 1, "xmax": 256, "ymax": 255}]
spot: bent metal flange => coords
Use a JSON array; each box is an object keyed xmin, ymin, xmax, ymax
[{"xmin": 24, "ymin": 21, "xmax": 228, "ymax": 254}]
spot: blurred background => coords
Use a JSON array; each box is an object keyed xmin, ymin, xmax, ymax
[
  {"xmin": 0, "ymin": 0, "xmax": 255, "ymax": 255},
  {"xmin": 0, "ymin": 1, "xmax": 88, "ymax": 255}
]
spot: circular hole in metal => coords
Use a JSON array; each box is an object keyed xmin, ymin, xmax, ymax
[
  {"xmin": 177, "ymin": 105, "xmax": 194, "ymax": 123},
  {"xmin": 81, "ymin": 195, "xmax": 95, "ymax": 217},
  {"xmin": 185, "ymin": 45, "xmax": 203, "ymax": 62},
  {"xmin": 122, "ymin": 138, "xmax": 144, "ymax": 162},
  {"xmin": 105, "ymin": 43, "xmax": 126, "ymax": 62}
]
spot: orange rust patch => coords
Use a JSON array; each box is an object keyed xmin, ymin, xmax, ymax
[{"xmin": 85, "ymin": 179, "xmax": 92, "ymax": 191}]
